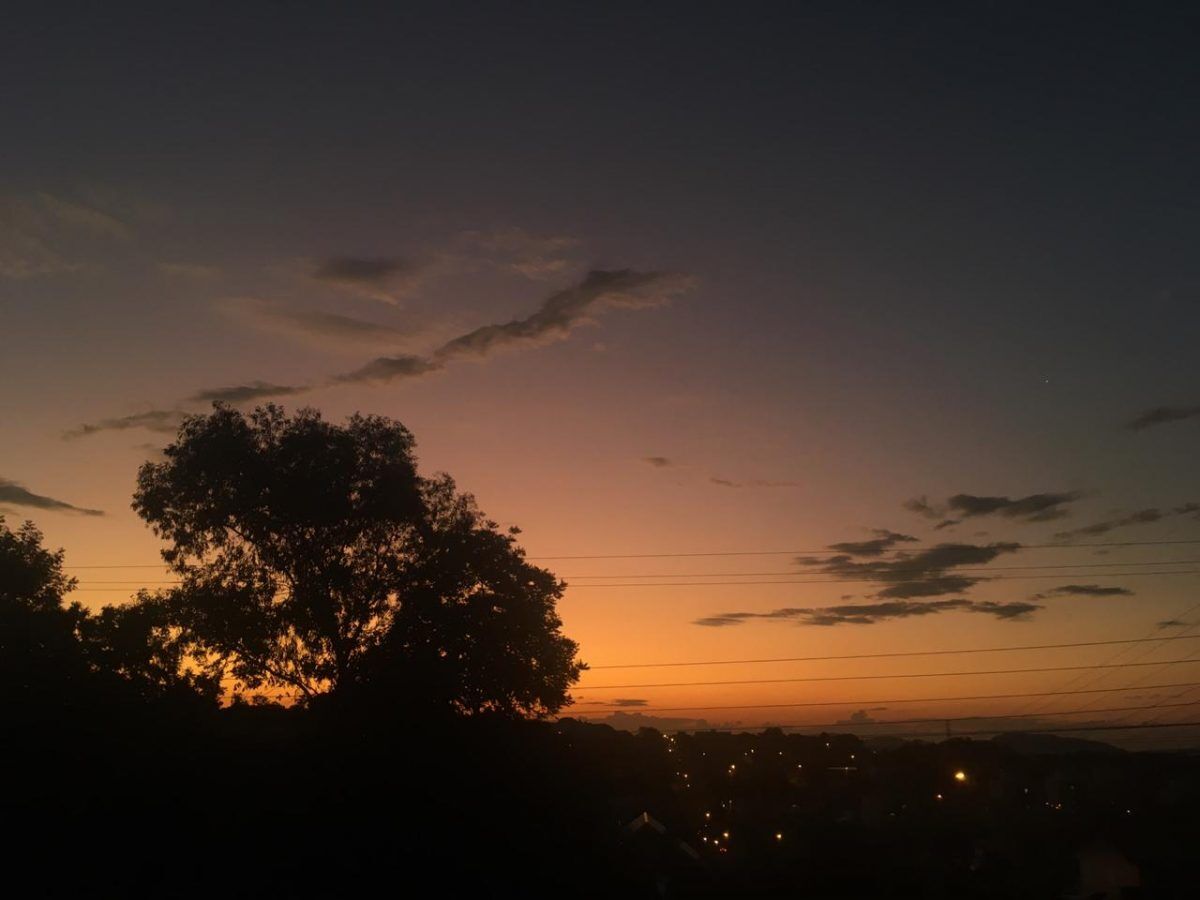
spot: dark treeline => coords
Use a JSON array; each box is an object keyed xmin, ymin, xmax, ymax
[{"xmin": 5, "ymin": 405, "xmax": 1200, "ymax": 897}]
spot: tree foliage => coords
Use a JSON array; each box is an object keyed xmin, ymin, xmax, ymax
[{"xmin": 131, "ymin": 403, "xmax": 584, "ymax": 715}]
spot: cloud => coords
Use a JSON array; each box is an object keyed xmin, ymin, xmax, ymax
[
  {"xmin": 796, "ymin": 540, "xmax": 1021, "ymax": 599},
  {"xmin": 838, "ymin": 709, "xmax": 881, "ymax": 725},
  {"xmin": 709, "ymin": 476, "xmax": 801, "ymax": 489},
  {"xmin": 432, "ymin": 269, "xmax": 687, "ymax": 363},
  {"xmin": 186, "ymin": 381, "xmax": 310, "ymax": 404},
  {"xmin": 218, "ymin": 297, "xmax": 422, "ymax": 349},
  {"xmin": 313, "ymin": 256, "xmax": 410, "ymax": 285},
  {"xmin": 693, "ymin": 597, "xmax": 1040, "ymax": 628},
  {"xmin": 947, "ymin": 492, "xmax": 1082, "ymax": 522},
  {"xmin": 1158, "ymin": 620, "xmax": 1191, "ymax": 629},
  {"xmin": 63, "ymin": 409, "xmax": 187, "ymax": 440},
  {"xmin": 312, "ymin": 256, "xmax": 421, "ymax": 304},
  {"xmin": 0, "ymin": 477, "xmax": 104, "ymax": 516},
  {"xmin": 1126, "ymin": 405, "xmax": 1200, "ymax": 431},
  {"xmin": 828, "ymin": 530, "xmax": 918, "ymax": 557},
  {"xmin": 566, "ymin": 711, "xmax": 713, "ymax": 733},
  {"xmin": 331, "ymin": 354, "xmax": 443, "ymax": 386},
  {"xmin": 904, "ymin": 492, "xmax": 1082, "ymax": 525},
  {"xmin": 158, "ymin": 262, "xmax": 220, "ymax": 280},
  {"xmin": 68, "ymin": 268, "xmax": 692, "ymax": 437},
  {"xmin": 1053, "ymin": 504, "xmax": 1199, "ymax": 540},
  {"xmin": 459, "ymin": 228, "xmax": 581, "ymax": 280},
  {"xmin": 1034, "ymin": 584, "xmax": 1134, "ymax": 598},
  {"xmin": 903, "ymin": 496, "xmax": 943, "ymax": 520},
  {"xmin": 335, "ymin": 268, "xmax": 688, "ymax": 385},
  {"xmin": 642, "ymin": 456, "xmax": 674, "ymax": 468},
  {"xmin": 0, "ymin": 192, "xmax": 132, "ymax": 278}
]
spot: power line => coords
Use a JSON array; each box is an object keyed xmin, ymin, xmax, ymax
[
  {"xmin": 529, "ymin": 539, "xmax": 1200, "ymax": 560},
  {"xmin": 690, "ymin": 720, "xmax": 1200, "ymax": 740},
  {"xmin": 65, "ymin": 568, "xmax": 1200, "ymax": 591},
  {"xmin": 571, "ymin": 699, "xmax": 1200, "ymax": 731},
  {"xmin": 72, "ymin": 558, "xmax": 1200, "ymax": 584},
  {"xmin": 587, "ymin": 634, "xmax": 1200, "ymax": 670},
  {"xmin": 58, "ymin": 537, "xmax": 1200, "ymax": 569},
  {"xmin": 555, "ymin": 570, "xmax": 1200, "ymax": 588},
  {"xmin": 573, "ymin": 658, "xmax": 1200, "ymax": 691},
  {"xmin": 588, "ymin": 680, "xmax": 1200, "ymax": 713}
]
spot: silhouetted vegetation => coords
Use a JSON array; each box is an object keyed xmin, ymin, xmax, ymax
[{"xmin": 5, "ymin": 407, "xmax": 1200, "ymax": 897}]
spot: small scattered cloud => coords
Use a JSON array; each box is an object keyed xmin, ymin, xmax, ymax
[
  {"xmin": 838, "ymin": 709, "xmax": 881, "ymax": 725},
  {"xmin": 1126, "ymin": 405, "xmax": 1200, "ymax": 431},
  {"xmin": 796, "ymin": 540, "xmax": 1021, "ymax": 599},
  {"xmin": 1032, "ymin": 584, "xmax": 1134, "ymax": 598},
  {"xmin": 709, "ymin": 477, "xmax": 801, "ymax": 489},
  {"xmin": 642, "ymin": 456, "xmax": 675, "ymax": 468},
  {"xmin": 0, "ymin": 477, "xmax": 104, "ymax": 516},
  {"xmin": 828, "ymin": 530, "xmax": 918, "ymax": 558},
  {"xmin": 1157, "ymin": 620, "xmax": 1191, "ymax": 629}
]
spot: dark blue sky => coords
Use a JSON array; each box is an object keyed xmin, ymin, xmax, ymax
[{"xmin": 2, "ymin": 2, "xmax": 1199, "ymax": 682}]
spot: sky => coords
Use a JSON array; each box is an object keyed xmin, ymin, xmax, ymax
[{"xmin": 2, "ymin": 3, "xmax": 1200, "ymax": 737}]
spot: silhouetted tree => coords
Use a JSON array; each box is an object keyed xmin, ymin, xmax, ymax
[
  {"xmin": 131, "ymin": 404, "xmax": 585, "ymax": 714},
  {"xmin": 0, "ymin": 516, "xmax": 89, "ymax": 705},
  {"xmin": 77, "ymin": 591, "xmax": 222, "ymax": 706}
]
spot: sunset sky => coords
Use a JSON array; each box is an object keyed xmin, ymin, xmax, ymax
[{"xmin": 3, "ymin": 4, "xmax": 1199, "ymax": 737}]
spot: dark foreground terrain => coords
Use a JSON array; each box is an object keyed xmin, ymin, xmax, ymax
[{"xmin": 6, "ymin": 697, "xmax": 1199, "ymax": 898}]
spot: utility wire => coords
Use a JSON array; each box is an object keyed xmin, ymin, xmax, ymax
[
  {"xmin": 586, "ymin": 634, "xmax": 1200, "ymax": 670},
  {"xmin": 71, "ymin": 557, "xmax": 1200, "ymax": 584},
  {"xmin": 59, "ymin": 537, "xmax": 1200, "ymax": 569},
  {"xmin": 571, "ymin": 699, "xmax": 1200, "ymax": 731},
  {"xmin": 68, "ymin": 568, "xmax": 1200, "ymax": 591},
  {"xmin": 573, "ymin": 658, "xmax": 1200, "ymax": 691},
  {"xmin": 589, "ymin": 680, "xmax": 1200, "ymax": 713}
]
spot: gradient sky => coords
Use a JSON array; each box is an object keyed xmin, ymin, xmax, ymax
[{"xmin": 3, "ymin": 3, "xmax": 1200, "ymax": 735}]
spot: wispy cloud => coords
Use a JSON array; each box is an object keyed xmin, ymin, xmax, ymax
[
  {"xmin": 312, "ymin": 256, "xmax": 420, "ymax": 304},
  {"xmin": 218, "ymin": 297, "xmax": 423, "ymax": 350},
  {"xmin": 67, "ymin": 268, "xmax": 692, "ymax": 438},
  {"xmin": 0, "ymin": 191, "xmax": 132, "ymax": 278},
  {"xmin": 904, "ymin": 492, "xmax": 1082, "ymax": 529},
  {"xmin": 187, "ymin": 381, "xmax": 311, "ymax": 404},
  {"xmin": 63, "ymin": 409, "xmax": 187, "ymax": 440},
  {"xmin": 827, "ymin": 530, "xmax": 918, "ymax": 558},
  {"xmin": 336, "ymin": 268, "xmax": 689, "ymax": 385},
  {"xmin": 1126, "ymin": 405, "xmax": 1200, "ymax": 431},
  {"xmin": 457, "ymin": 228, "xmax": 581, "ymax": 280},
  {"xmin": 694, "ymin": 597, "xmax": 1040, "ymax": 627},
  {"xmin": 0, "ymin": 477, "xmax": 104, "ymax": 516},
  {"xmin": 1053, "ymin": 504, "xmax": 1199, "ymax": 540}
]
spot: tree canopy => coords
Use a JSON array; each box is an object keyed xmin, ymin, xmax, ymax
[{"xmin": 131, "ymin": 403, "xmax": 584, "ymax": 715}]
